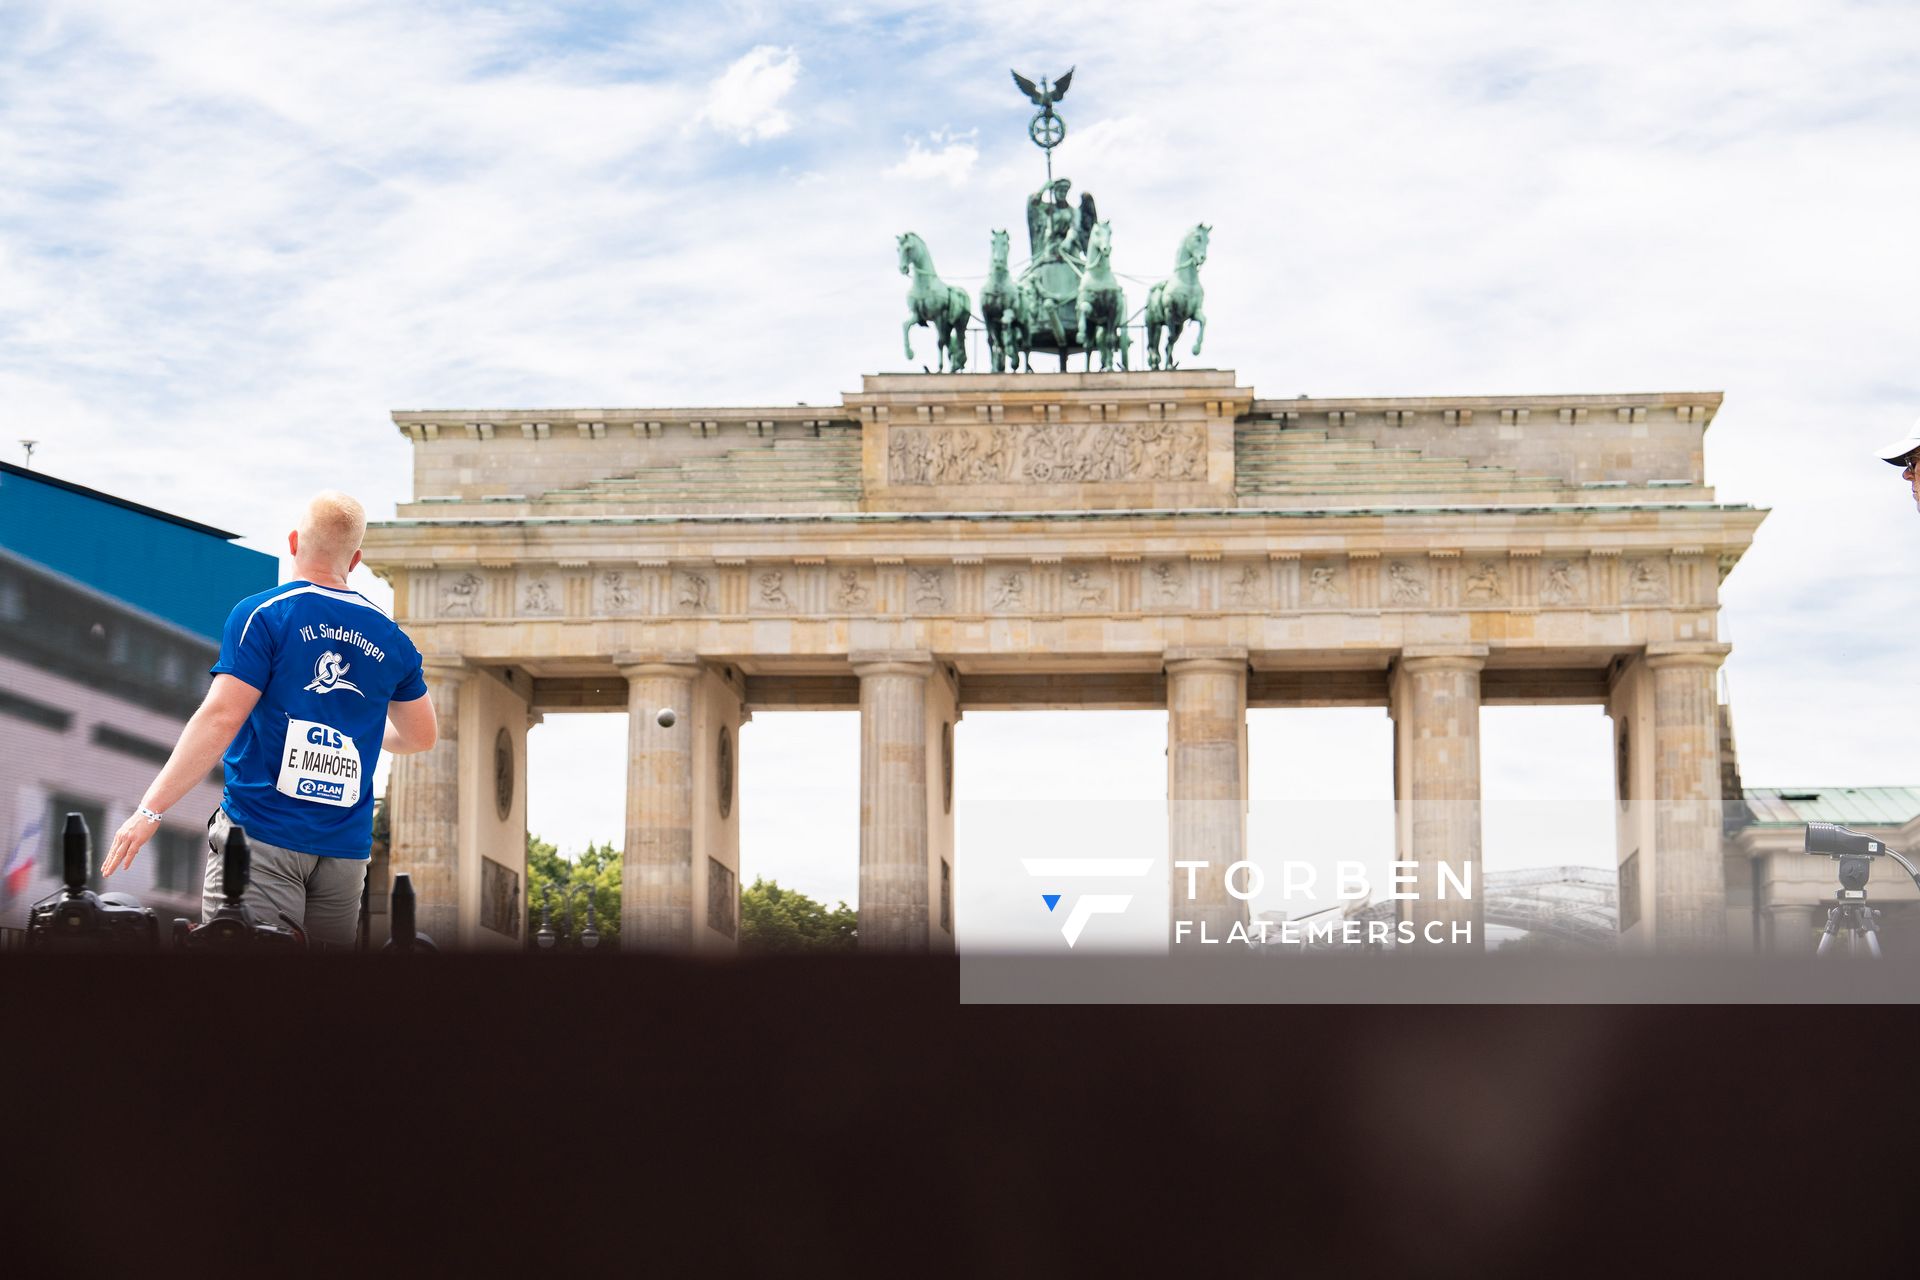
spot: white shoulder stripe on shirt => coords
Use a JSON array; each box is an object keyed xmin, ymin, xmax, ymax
[{"xmin": 236, "ymin": 584, "xmax": 393, "ymax": 649}]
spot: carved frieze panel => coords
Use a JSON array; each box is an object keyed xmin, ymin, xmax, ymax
[
  {"xmin": 1223, "ymin": 562, "xmax": 1266, "ymax": 609},
  {"xmin": 1063, "ymin": 565, "xmax": 1110, "ymax": 610},
  {"xmin": 1304, "ymin": 561, "xmax": 1346, "ymax": 607},
  {"xmin": 886, "ymin": 421, "xmax": 1206, "ymax": 485},
  {"xmin": 1462, "ymin": 559, "xmax": 1506, "ymax": 605},
  {"xmin": 415, "ymin": 545, "xmax": 1707, "ymax": 624},
  {"xmin": 753, "ymin": 569, "xmax": 792, "ymax": 611},
  {"xmin": 1538, "ymin": 558, "xmax": 1588, "ymax": 607},
  {"xmin": 596, "ymin": 569, "xmax": 641, "ymax": 615},
  {"xmin": 676, "ymin": 569, "xmax": 714, "ymax": 613},
  {"xmin": 907, "ymin": 566, "xmax": 948, "ymax": 613},
  {"xmin": 517, "ymin": 571, "xmax": 562, "ymax": 617},
  {"xmin": 1385, "ymin": 559, "xmax": 1429, "ymax": 606},
  {"xmin": 987, "ymin": 566, "xmax": 1028, "ymax": 612},
  {"xmin": 831, "ymin": 565, "xmax": 874, "ymax": 611},
  {"xmin": 1625, "ymin": 557, "xmax": 1669, "ymax": 603},
  {"xmin": 1147, "ymin": 560, "xmax": 1188, "ymax": 607},
  {"xmin": 439, "ymin": 570, "xmax": 487, "ymax": 617}
]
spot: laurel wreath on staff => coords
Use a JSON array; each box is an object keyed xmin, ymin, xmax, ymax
[{"xmin": 1011, "ymin": 66, "xmax": 1073, "ymax": 153}]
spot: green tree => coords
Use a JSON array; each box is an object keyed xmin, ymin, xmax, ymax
[
  {"xmin": 739, "ymin": 877, "xmax": 858, "ymax": 954},
  {"xmin": 526, "ymin": 833, "xmax": 621, "ymax": 947}
]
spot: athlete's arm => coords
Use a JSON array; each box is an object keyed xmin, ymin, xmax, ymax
[
  {"xmin": 103, "ymin": 674, "xmax": 261, "ymax": 876},
  {"xmin": 384, "ymin": 692, "xmax": 438, "ymax": 756}
]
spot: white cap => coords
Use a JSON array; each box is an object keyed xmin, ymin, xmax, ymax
[{"xmin": 1876, "ymin": 415, "xmax": 1920, "ymax": 466}]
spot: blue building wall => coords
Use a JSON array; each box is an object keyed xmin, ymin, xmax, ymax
[{"xmin": 0, "ymin": 463, "xmax": 278, "ymax": 644}]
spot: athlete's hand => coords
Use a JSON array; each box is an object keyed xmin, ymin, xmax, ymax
[{"xmin": 103, "ymin": 813, "xmax": 157, "ymax": 877}]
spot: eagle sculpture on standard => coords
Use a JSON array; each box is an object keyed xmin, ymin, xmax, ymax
[
  {"xmin": 1011, "ymin": 66, "xmax": 1073, "ymax": 107},
  {"xmin": 1011, "ymin": 66, "xmax": 1096, "ymax": 269}
]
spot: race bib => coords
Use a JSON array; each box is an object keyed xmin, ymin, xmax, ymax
[{"xmin": 276, "ymin": 718, "xmax": 363, "ymax": 808}]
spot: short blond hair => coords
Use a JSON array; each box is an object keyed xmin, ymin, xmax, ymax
[{"xmin": 297, "ymin": 490, "xmax": 367, "ymax": 572}]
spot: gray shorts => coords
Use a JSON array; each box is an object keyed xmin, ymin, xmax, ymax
[{"xmin": 203, "ymin": 808, "xmax": 368, "ymax": 949}]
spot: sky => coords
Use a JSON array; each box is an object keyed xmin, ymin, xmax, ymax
[{"xmin": 4, "ymin": 1, "xmax": 1919, "ymax": 946}]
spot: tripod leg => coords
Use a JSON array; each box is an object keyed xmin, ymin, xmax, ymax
[
  {"xmin": 1816, "ymin": 906, "xmax": 1841, "ymax": 957},
  {"xmin": 1862, "ymin": 908, "xmax": 1884, "ymax": 959}
]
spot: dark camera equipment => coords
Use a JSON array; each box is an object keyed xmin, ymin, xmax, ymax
[
  {"xmin": 25, "ymin": 813, "xmax": 160, "ymax": 950},
  {"xmin": 382, "ymin": 872, "xmax": 439, "ymax": 954},
  {"xmin": 172, "ymin": 822, "xmax": 304, "ymax": 951},
  {"xmin": 1803, "ymin": 823, "xmax": 1920, "ymax": 958}
]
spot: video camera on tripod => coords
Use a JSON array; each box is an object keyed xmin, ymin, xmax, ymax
[
  {"xmin": 172, "ymin": 821, "xmax": 304, "ymax": 951},
  {"xmin": 25, "ymin": 813, "xmax": 160, "ymax": 950},
  {"xmin": 1803, "ymin": 823, "xmax": 1920, "ymax": 957}
]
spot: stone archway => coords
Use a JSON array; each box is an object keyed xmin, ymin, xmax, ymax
[{"xmin": 365, "ymin": 370, "xmax": 1761, "ymax": 951}]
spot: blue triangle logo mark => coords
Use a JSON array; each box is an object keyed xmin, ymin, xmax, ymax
[{"xmin": 1042, "ymin": 894, "xmax": 1061, "ymax": 912}]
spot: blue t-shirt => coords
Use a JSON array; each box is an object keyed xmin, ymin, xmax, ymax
[{"xmin": 211, "ymin": 581, "xmax": 427, "ymax": 858}]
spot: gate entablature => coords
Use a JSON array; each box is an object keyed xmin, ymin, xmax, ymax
[{"xmin": 368, "ymin": 501, "xmax": 1758, "ymax": 686}]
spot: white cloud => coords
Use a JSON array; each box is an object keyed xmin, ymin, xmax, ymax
[
  {"xmin": 699, "ymin": 44, "xmax": 801, "ymax": 143},
  {"xmin": 886, "ymin": 128, "xmax": 979, "ymax": 186},
  {"xmin": 1063, "ymin": 114, "xmax": 1160, "ymax": 168}
]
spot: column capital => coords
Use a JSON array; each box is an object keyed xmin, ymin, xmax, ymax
[
  {"xmin": 1643, "ymin": 642, "xmax": 1732, "ymax": 671},
  {"xmin": 850, "ymin": 650, "xmax": 937, "ymax": 678},
  {"xmin": 615, "ymin": 653, "xmax": 701, "ymax": 681},
  {"xmin": 421, "ymin": 656, "xmax": 470, "ymax": 681},
  {"xmin": 1397, "ymin": 645, "xmax": 1488, "ymax": 674},
  {"xmin": 1164, "ymin": 646, "xmax": 1249, "ymax": 676}
]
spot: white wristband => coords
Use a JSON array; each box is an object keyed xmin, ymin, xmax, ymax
[{"xmin": 136, "ymin": 806, "xmax": 164, "ymax": 824}]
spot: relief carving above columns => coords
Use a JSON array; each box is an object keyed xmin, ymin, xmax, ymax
[{"xmin": 886, "ymin": 421, "xmax": 1207, "ymax": 485}]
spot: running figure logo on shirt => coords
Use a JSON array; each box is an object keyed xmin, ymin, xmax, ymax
[{"xmin": 304, "ymin": 650, "xmax": 364, "ymax": 697}]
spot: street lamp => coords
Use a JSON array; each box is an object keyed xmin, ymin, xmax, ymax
[{"xmin": 534, "ymin": 881, "xmax": 602, "ymax": 951}]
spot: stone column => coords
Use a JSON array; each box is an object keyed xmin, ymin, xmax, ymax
[
  {"xmin": 387, "ymin": 659, "xmax": 466, "ymax": 946},
  {"xmin": 853, "ymin": 652, "xmax": 936, "ymax": 951},
  {"xmin": 1166, "ymin": 651, "xmax": 1249, "ymax": 947},
  {"xmin": 1647, "ymin": 645, "xmax": 1730, "ymax": 949},
  {"xmin": 925, "ymin": 673, "xmax": 960, "ymax": 953},
  {"xmin": 1391, "ymin": 648, "xmax": 1486, "ymax": 950},
  {"xmin": 620, "ymin": 658, "xmax": 700, "ymax": 949}
]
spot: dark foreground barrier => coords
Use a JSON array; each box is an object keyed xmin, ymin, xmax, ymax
[{"xmin": 3, "ymin": 954, "xmax": 1917, "ymax": 1274}]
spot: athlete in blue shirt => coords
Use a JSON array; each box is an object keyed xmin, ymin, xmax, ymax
[{"xmin": 104, "ymin": 491, "xmax": 439, "ymax": 946}]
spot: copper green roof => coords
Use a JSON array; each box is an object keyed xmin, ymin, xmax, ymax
[
  {"xmin": 1743, "ymin": 787, "xmax": 1920, "ymax": 828},
  {"xmin": 372, "ymin": 500, "xmax": 1763, "ymax": 528}
]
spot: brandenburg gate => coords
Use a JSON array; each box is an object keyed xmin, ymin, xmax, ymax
[{"xmin": 362, "ymin": 370, "xmax": 1764, "ymax": 952}]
